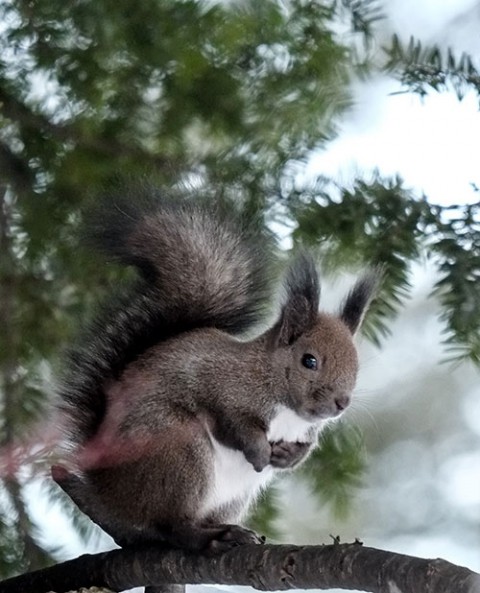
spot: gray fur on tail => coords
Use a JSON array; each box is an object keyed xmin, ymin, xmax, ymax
[{"xmin": 60, "ymin": 184, "xmax": 276, "ymax": 444}]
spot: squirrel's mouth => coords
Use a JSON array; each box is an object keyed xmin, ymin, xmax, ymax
[{"xmin": 300, "ymin": 403, "xmax": 341, "ymax": 422}]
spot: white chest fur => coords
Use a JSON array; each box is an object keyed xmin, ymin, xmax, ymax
[
  {"xmin": 266, "ymin": 405, "xmax": 316, "ymax": 442},
  {"xmin": 201, "ymin": 405, "xmax": 317, "ymax": 518}
]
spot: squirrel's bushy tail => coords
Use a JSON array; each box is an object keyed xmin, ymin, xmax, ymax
[
  {"xmin": 59, "ymin": 184, "xmax": 276, "ymax": 444},
  {"xmin": 87, "ymin": 185, "xmax": 275, "ymax": 331}
]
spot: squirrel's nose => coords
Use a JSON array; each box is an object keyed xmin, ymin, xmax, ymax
[{"xmin": 334, "ymin": 395, "xmax": 351, "ymax": 412}]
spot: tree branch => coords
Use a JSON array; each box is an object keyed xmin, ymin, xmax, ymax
[
  {"xmin": 0, "ymin": 143, "xmax": 33, "ymax": 193},
  {"xmin": 0, "ymin": 542, "xmax": 478, "ymax": 593}
]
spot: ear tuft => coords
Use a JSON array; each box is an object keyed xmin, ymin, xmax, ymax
[
  {"xmin": 340, "ymin": 268, "xmax": 382, "ymax": 334},
  {"xmin": 273, "ymin": 251, "xmax": 320, "ymax": 346}
]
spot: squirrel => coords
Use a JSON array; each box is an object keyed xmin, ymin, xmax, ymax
[{"xmin": 52, "ymin": 183, "xmax": 379, "ymax": 552}]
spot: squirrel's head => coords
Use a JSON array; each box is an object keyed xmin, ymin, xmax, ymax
[{"xmin": 268, "ymin": 253, "xmax": 379, "ymax": 422}]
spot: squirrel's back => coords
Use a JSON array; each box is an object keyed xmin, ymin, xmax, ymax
[{"xmin": 59, "ymin": 185, "xmax": 276, "ymax": 445}]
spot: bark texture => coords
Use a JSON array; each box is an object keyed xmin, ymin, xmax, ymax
[{"xmin": 0, "ymin": 542, "xmax": 478, "ymax": 593}]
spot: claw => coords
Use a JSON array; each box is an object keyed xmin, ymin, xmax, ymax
[{"xmin": 208, "ymin": 525, "xmax": 263, "ymax": 552}]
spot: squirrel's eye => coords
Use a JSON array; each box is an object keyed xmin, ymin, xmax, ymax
[{"xmin": 301, "ymin": 354, "xmax": 318, "ymax": 370}]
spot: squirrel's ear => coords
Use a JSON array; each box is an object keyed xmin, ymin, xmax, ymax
[
  {"xmin": 340, "ymin": 269, "xmax": 381, "ymax": 335},
  {"xmin": 271, "ymin": 252, "xmax": 320, "ymax": 346}
]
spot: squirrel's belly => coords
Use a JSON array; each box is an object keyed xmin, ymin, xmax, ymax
[
  {"xmin": 201, "ymin": 437, "xmax": 274, "ymax": 517},
  {"xmin": 201, "ymin": 407, "xmax": 314, "ymax": 517}
]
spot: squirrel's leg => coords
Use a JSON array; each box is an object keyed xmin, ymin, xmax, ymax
[
  {"xmin": 166, "ymin": 522, "xmax": 262, "ymax": 551},
  {"xmin": 211, "ymin": 412, "xmax": 272, "ymax": 472},
  {"xmin": 52, "ymin": 464, "xmax": 138, "ymax": 547},
  {"xmin": 55, "ymin": 416, "xmax": 263, "ymax": 551},
  {"xmin": 142, "ymin": 431, "xmax": 263, "ymax": 550},
  {"xmin": 200, "ymin": 498, "xmax": 266, "ymax": 551}
]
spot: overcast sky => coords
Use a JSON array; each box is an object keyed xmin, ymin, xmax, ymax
[{"xmin": 306, "ymin": 0, "xmax": 480, "ymax": 208}]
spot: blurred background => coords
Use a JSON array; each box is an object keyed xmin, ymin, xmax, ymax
[{"xmin": 0, "ymin": 0, "xmax": 479, "ymax": 589}]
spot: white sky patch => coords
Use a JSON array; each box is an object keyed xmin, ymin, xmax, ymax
[
  {"xmin": 462, "ymin": 388, "xmax": 480, "ymax": 437},
  {"xmin": 387, "ymin": 0, "xmax": 480, "ymax": 57},
  {"xmin": 24, "ymin": 478, "xmax": 114, "ymax": 560},
  {"xmin": 388, "ymin": 0, "xmax": 478, "ymax": 41},
  {"xmin": 440, "ymin": 452, "xmax": 480, "ymax": 511},
  {"xmin": 305, "ymin": 80, "xmax": 480, "ymax": 206},
  {"xmin": 304, "ymin": 0, "xmax": 480, "ymax": 208}
]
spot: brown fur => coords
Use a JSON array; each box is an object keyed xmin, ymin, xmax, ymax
[{"xmin": 54, "ymin": 190, "xmax": 379, "ymax": 551}]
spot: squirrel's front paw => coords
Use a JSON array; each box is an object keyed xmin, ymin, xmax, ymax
[
  {"xmin": 270, "ymin": 440, "xmax": 311, "ymax": 469},
  {"xmin": 244, "ymin": 441, "xmax": 272, "ymax": 472}
]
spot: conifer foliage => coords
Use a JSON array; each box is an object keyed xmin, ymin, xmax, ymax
[{"xmin": 0, "ymin": 0, "xmax": 479, "ymax": 581}]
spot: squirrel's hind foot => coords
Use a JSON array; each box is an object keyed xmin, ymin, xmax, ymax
[{"xmin": 207, "ymin": 524, "xmax": 265, "ymax": 553}]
